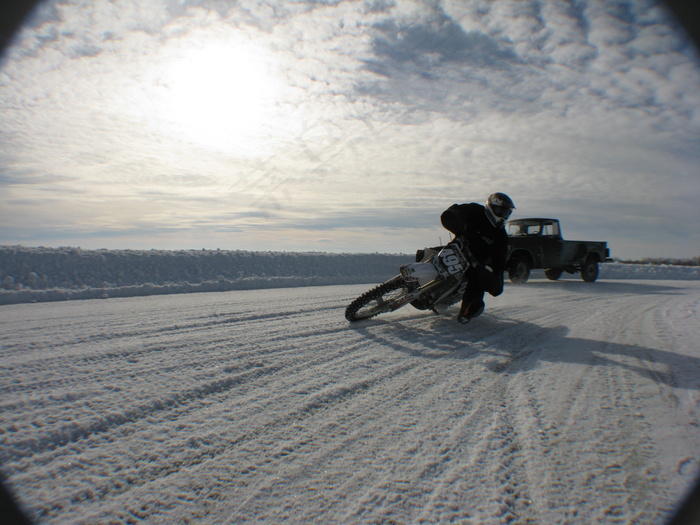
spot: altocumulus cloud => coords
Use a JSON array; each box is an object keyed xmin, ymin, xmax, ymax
[{"xmin": 0, "ymin": 0, "xmax": 698, "ymax": 258}]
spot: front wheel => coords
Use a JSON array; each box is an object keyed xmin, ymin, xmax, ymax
[
  {"xmin": 508, "ymin": 255, "xmax": 531, "ymax": 284},
  {"xmin": 345, "ymin": 278, "xmax": 413, "ymax": 322},
  {"xmin": 580, "ymin": 258, "xmax": 599, "ymax": 282}
]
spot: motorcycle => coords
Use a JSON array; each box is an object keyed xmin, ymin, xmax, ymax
[{"xmin": 345, "ymin": 238, "xmax": 477, "ymax": 322}]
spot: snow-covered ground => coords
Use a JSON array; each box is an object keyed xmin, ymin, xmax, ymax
[{"xmin": 1, "ymin": 267, "xmax": 699, "ymax": 523}]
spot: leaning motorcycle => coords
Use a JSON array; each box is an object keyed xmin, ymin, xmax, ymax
[{"xmin": 345, "ymin": 239, "xmax": 476, "ymax": 322}]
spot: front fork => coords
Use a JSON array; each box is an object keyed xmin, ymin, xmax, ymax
[{"xmin": 388, "ymin": 275, "xmax": 462, "ymax": 312}]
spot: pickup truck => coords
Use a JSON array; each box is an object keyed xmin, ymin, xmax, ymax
[{"xmin": 505, "ymin": 218, "xmax": 611, "ymax": 283}]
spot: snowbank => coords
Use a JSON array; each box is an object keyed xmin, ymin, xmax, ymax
[
  {"xmin": 533, "ymin": 262, "xmax": 700, "ymax": 281},
  {"xmin": 0, "ymin": 246, "xmax": 411, "ymax": 305},
  {"xmin": 0, "ymin": 246, "xmax": 698, "ymax": 305},
  {"xmin": 600, "ymin": 261, "xmax": 700, "ymax": 280}
]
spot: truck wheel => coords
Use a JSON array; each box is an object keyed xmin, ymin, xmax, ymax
[
  {"xmin": 544, "ymin": 268, "xmax": 563, "ymax": 281},
  {"xmin": 509, "ymin": 255, "xmax": 531, "ymax": 284},
  {"xmin": 580, "ymin": 257, "xmax": 599, "ymax": 282}
]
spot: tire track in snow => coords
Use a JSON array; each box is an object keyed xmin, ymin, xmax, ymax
[
  {"xmin": 33, "ymin": 357, "xmax": 426, "ymax": 521},
  {"xmin": 413, "ymin": 282, "xmax": 699, "ymax": 524},
  {"xmin": 591, "ymin": 295, "xmax": 695, "ymax": 521},
  {"xmin": 3, "ymin": 299, "xmax": 432, "ymax": 518},
  {"xmin": 326, "ymin": 314, "xmax": 543, "ymax": 524},
  {"xmin": 0, "ymin": 303, "xmax": 340, "ymax": 367},
  {"xmin": 0, "ymin": 363, "xmax": 285, "ymax": 464},
  {"xmin": 504, "ymin": 288, "xmax": 690, "ymax": 523},
  {"xmin": 2, "ymin": 283, "xmax": 700, "ymax": 524},
  {"xmin": 4, "ymin": 331, "xmax": 363, "ymax": 465},
  {"xmin": 2, "ymin": 298, "xmax": 361, "ymax": 468},
  {"xmin": 1, "ymin": 318, "xmax": 352, "ymax": 404},
  {"xmin": 1, "ymin": 298, "xmax": 353, "ymax": 412},
  {"xmin": 589, "ymin": 352, "xmax": 662, "ymax": 522}
]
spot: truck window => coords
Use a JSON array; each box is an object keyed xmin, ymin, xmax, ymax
[
  {"xmin": 508, "ymin": 224, "xmax": 526, "ymax": 236},
  {"xmin": 541, "ymin": 222, "xmax": 560, "ymax": 236}
]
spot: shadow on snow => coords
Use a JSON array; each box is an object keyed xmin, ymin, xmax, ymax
[{"xmin": 349, "ymin": 309, "xmax": 699, "ymax": 393}]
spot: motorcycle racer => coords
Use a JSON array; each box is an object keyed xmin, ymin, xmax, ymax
[{"xmin": 440, "ymin": 193, "xmax": 515, "ymax": 323}]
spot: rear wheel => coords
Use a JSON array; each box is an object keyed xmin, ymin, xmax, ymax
[
  {"xmin": 345, "ymin": 278, "xmax": 413, "ymax": 321},
  {"xmin": 580, "ymin": 257, "xmax": 599, "ymax": 282},
  {"xmin": 508, "ymin": 255, "xmax": 531, "ymax": 284},
  {"xmin": 544, "ymin": 268, "xmax": 563, "ymax": 281}
]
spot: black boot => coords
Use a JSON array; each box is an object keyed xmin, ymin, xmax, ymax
[{"xmin": 457, "ymin": 299, "xmax": 485, "ymax": 324}]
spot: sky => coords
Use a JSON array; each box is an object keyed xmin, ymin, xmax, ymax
[{"xmin": 0, "ymin": 0, "xmax": 699, "ymax": 259}]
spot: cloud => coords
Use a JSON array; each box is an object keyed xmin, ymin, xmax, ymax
[
  {"xmin": 369, "ymin": 13, "xmax": 517, "ymax": 70},
  {"xmin": 0, "ymin": 0, "xmax": 698, "ymax": 258}
]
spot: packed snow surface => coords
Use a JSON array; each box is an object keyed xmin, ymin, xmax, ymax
[{"xmin": 1, "ymin": 266, "xmax": 699, "ymax": 524}]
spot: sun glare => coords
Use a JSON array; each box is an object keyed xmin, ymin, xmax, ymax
[{"xmin": 157, "ymin": 37, "xmax": 284, "ymax": 156}]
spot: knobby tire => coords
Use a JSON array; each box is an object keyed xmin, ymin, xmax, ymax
[{"xmin": 345, "ymin": 277, "xmax": 412, "ymax": 322}]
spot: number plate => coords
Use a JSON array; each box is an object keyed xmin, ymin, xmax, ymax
[{"xmin": 435, "ymin": 245, "xmax": 467, "ymax": 277}]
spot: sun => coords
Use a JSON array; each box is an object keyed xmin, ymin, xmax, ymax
[{"xmin": 157, "ymin": 37, "xmax": 282, "ymax": 156}]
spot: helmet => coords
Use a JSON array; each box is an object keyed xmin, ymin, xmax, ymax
[{"xmin": 485, "ymin": 192, "xmax": 515, "ymax": 228}]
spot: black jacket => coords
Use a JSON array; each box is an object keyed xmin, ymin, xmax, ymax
[{"xmin": 440, "ymin": 203, "xmax": 509, "ymax": 292}]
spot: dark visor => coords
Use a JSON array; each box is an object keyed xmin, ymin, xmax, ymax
[{"xmin": 492, "ymin": 205, "xmax": 513, "ymax": 219}]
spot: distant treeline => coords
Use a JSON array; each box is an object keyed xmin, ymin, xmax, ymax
[{"xmin": 615, "ymin": 257, "xmax": 700, "ymax": 267}]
